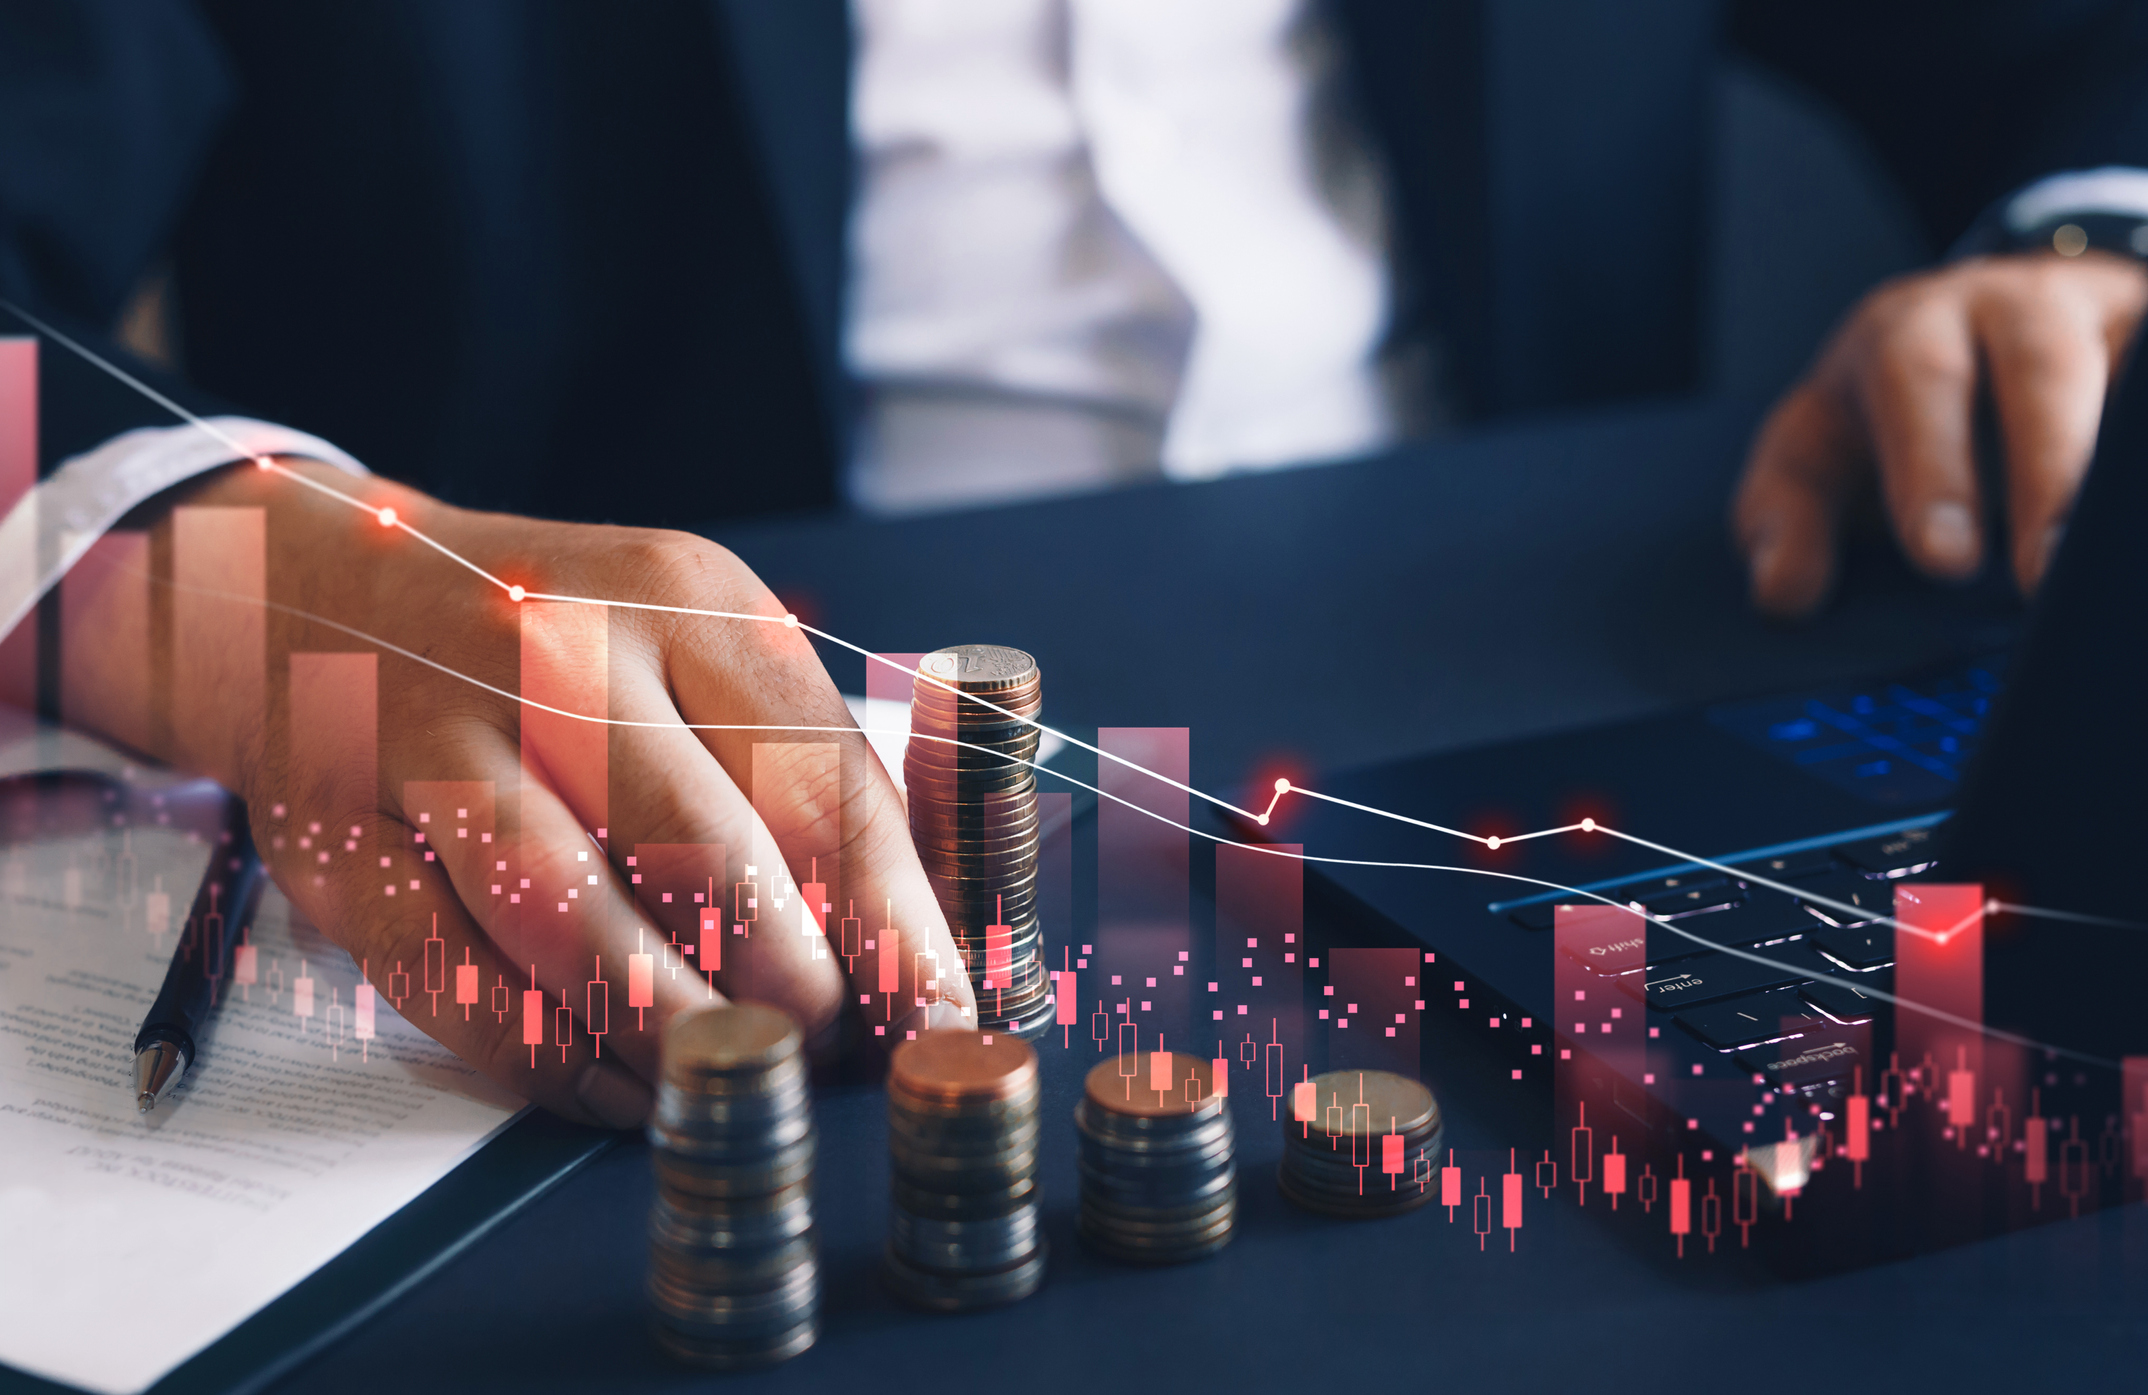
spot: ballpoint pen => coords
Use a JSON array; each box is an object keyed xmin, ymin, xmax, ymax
[{"xmin": 132, "ymin": 793, "xmax": 269, "ymax": 1113}]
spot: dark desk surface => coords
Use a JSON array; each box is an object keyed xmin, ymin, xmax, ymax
[{"xmin": 275, "ymin": 398, "xmax": 2142, "ymax": 1394}]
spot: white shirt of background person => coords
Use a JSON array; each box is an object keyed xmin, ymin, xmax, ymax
[{"xmin": 844, "ymin": 0, "xmax": 1423, "ymax": 516}]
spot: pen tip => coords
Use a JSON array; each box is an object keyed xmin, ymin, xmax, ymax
[{"xmin": 137, "ymin": 1092, "xmax": 156, "ymax": 1114}]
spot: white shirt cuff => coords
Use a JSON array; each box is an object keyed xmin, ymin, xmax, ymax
[
  {"xmin": 2002, "ymin": 167, "xmax": 2148, "ymax": 234},
  {"xmin": 0, "ymin": 416, "xmax": 368, "ymax": 642}
]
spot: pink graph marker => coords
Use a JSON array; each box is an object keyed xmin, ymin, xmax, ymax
[
  {"xmin": 2024, "ymin": 1092, "xmax": 2049, "ymax": 1208},
  {"xmin": 522, "ymin": 966, "xmax": 545, "ymax": 1066},
  {"xmin": 1602, "ymin": 1138, "xmax": 1628, "ymax": 1210},
  {"xmin": 585, "ymin": 958, "xmax": 610, "ymax": 1057},
  {"xmin": 1845, "ymin": 1067, "xmax": 1871, "ymax": 1188},
  {"xmin": 1055, "ymin": 951, "xmax": 1077, "ymax": 1045},
  {"xmin": 1501, "ymin": 1149, "xmax": 1524, "ymax": 1252},
  {"xmin": 455, "ymin": 950, "xmax": 479, "ymax": 1020},
  {"xmin": 422, "ymin": 914, "xmax": 447, "ymax": 1016},
  {"xmin": 1670, "ymin": 1162, "xmax": 1693, "ymax": 1258},
  {"xmin": 984, "ymin": 896, "xmax": 1013, "ymax": 1017},
  {"xmin": 233, "ymin": 932, "xmax": 258, "ymax": 1003},
  {"xmin": 628, "ymin": 947, "xmax": 655, "ymax": 1029},
  {"xmin": 355, "ymin": 982, "xmax": 377, "ymax": 1061},
  {"xmin": 1441, "ymin": 1150, "xmax": 1462, "ymax": 1218}
]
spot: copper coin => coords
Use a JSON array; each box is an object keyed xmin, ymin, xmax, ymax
[
  {"xmin": 664, "ymin": 1002, "xmax": 800, "ymax": 1083},
  {"xmin": 1290, "ymin": 1069, "xmax": 1439, "ymax": 1140},
  {"xmin": 889, "ymin": 1029, "xmax": 1039, "ymax": 1106}
]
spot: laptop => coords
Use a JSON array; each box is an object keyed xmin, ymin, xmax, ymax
[{"xmin": 1247, "ymin": 342, "xmax": 2148, "ymax": 1271}]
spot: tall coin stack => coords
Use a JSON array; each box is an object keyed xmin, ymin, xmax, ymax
[
  {"xmin": 883, "ymin": 1029, "xmax": 1048, "ymax": 1310},
  {"xmin": 1076, "ymin": 1052, "xmax": 1237, "ymax": 1263},
  {"xmin": 906, "ymin": 644, "xmax": 1051, "ymax": 1038},
  {"xmin": 1278, "ymin": 1069, "xmax": 1442, "ymax": 1218},
  {"xmin": 647, "ymin": 1003, "xmax": 819, "ymax": 1368}
]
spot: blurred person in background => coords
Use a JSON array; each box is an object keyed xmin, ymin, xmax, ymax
[{"xmin": 3, "ymin": 0, "xmax": 2147, "ymax": 1121}]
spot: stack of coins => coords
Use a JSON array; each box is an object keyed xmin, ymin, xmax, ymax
[
  {"xmin": 883, "ymin": 1029, "xmax": 1048, "ymax": 1309},
  {"xmin": 1075, "ymin": 1052, "xmax": 1236, "ymax": 1262},
  {"xmin": 906, "ymin": 644, "xmax": 1051, "ymax": 1038},
  {"xmin": 647, "ymin": 1003, "xmax": 819, "ymax": 1368},
  {"xmin": 1278, "ymin": 1069, "xmax": 1442, "ymax": 1218}
]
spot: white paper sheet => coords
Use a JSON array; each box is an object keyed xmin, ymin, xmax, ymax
[{"xmin": 0, "ymin": 726, "xmax": 523, "ymax": 1395}]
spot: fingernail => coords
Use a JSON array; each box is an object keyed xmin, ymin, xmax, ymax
[
  {"xmin": 1920, "ymin": 501, "xmax": 1979, "ymax": 572},
  {"xmin": 576, "ymin": 1061, "xmax": 654, "ymax": 1130}
]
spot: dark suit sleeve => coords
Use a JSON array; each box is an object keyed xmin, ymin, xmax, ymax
[
  {"xmin": 1730, "ymin": 0, "xmax": 2148, "ymax": 253},
  {"xmin": 0, "ymin": 0, "xmax": 235, "ymax": 472}
]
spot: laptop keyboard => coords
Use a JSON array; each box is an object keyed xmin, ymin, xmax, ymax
[
  {"xmin": 1707, "ymin": 657, "xmax": 2002, "ymax": 806},
  {"xmin": 1511, "ymin": 825, "xmax": 1933, "ymax": 1088}
]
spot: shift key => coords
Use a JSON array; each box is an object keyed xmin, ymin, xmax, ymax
[{"xmin": 1643, "ymin": 951, "xmax": 1807, "ymax": 1009}]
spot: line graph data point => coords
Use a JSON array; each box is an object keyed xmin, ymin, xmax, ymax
[
  {"xmin": 508, "ymin": 584, "xmax": 525, "ymax": 602},
  {"xmin": 783, "ymin": 613, "xmax": 799, "ymax": 628},
  {"xmin": 377, "ymin": 506, "xmax": 397, "ymax": 527},
  {"xmin": 1274, "ymin": 778, "xmax": 1290, "ymax": 792},
  {"xmin": 1581, "ymin": 817, "xmax": 1596, "ymax": 832},
  {"xmin": 1256, "ymin": 815, "xmax": 1269, "ymax": 826},
  {"xmin": 1486, "ymin": 836, "xmax": 1502, "ymax": 850},
  {"xmin": 254, "ymin": 455, "xmax": 274, "ymax": 470}
]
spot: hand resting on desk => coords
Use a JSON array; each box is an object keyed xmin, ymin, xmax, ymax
[{"xmin": 59, "ymin": 460, "xmax": 975, "ymax": 1130}]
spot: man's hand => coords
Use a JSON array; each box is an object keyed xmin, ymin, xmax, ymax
[
  {"xmin": 68, "ymin": 460, "xmax": 974, "ymax": 1128},
  {"xmin": 1734, "ymin": 251, "xmax": 2148, "ymax": 617}
]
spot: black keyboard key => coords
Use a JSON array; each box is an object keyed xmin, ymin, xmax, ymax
[
  {"xmin": 1797, "ymin": 875, "xmax": 1892, "ymax": 928},
  {"xmin": 1738, "ymin": 1030, "xmax": 1865, "ymax": 1091},
  {"xmin": 1833, "ymin": 825, "xmax": 1941, "ymax": 879},
  {"xmin": 1645, "ymin": 899, "xmax": 1813, "ymax": 955},
  {"xmin": 1630, "ymin": 879, "xmax": 1740, "ymax": 919},
  {"xmin": 1551, "ymin": 906, "xmax": 1652, "ymax": 974},
  {"xmin": 1674, "ymin": 991, "xmax": 1825, "ymax": 1049},
  {"xmin": 1809, "ymin": 922, "xmax": 1893, "ymax": 972},
  {"xmin": 1642, "ymin": 952, "xmax": 1808, "ymax": 1009},
  {"xmin": 1732, "ymin": 849, "xmax": 1838, "ymax": 884},
  {"xmin": 1800, "ymin": 977, "xmax": 1882, "ymax": 1024}
]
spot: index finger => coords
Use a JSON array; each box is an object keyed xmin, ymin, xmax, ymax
[
  {"xmin": 1973, "ymin": 278, "xmax": 2114, "ymax": 590},
  {"xmin": 661, "ymin": 586, "xmax": 978, "ymax": 1038}
]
